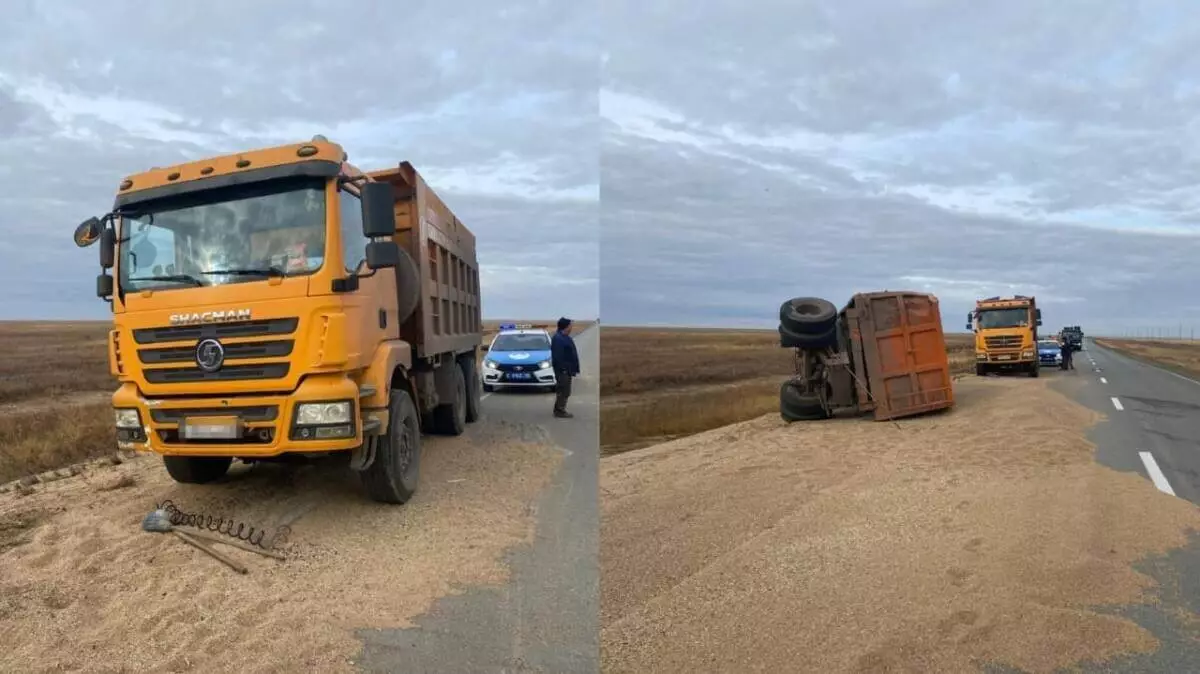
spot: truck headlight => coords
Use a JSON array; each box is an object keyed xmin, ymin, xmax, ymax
[
  {"xmin": 291, "ymin": 400, "xmax": 355, "ymax": 441},
  {"xmin": 296, "ymin": 401, "xmax": 352, "ymax": 425},
  {"xmin": 114, "ymin": 408, "xmax": 141, "ymax": 429},
  {"xmin": 484, "ymin": 360, "xmax": 499, "ymax": 370},
  {"xmin": 538, "ymin": 360, "xmax": 551, "ymax": 370},
  {"xmin": 1021, "ymin": 349, "xmax": 1034, "ymax": 358}
]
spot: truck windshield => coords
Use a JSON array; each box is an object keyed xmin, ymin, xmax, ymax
[
  {"xmin": 976, "ymin": 308, "xmax": 1030, "ymax": 329},
  {"xmin": 490, "ymin": 333, "xmax": 551, "ymax": 351},
  {"xmin": 118, "ymin": 176, "xmax": 326, "ymax": 293}
]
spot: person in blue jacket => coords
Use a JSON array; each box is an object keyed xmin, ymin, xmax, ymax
[{"xmin": 551, "ymin": 317, "xmax": 581, "ymax": 418}]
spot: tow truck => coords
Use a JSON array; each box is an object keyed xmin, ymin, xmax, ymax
[{"xmin": 481, "ymin": 323, "xmax": 556, "ymax": 393}]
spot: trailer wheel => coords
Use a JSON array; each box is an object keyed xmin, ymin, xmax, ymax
[
  {"xmin": 778, "ymin": 323, "xmax": 837, "ymax": 350},
  {"xmin": 432, "ymin": 364, "xmax": 468, "ymax": 435},
  {"xmin": 780, "ymin": 381, "xmax": 829, "ymax": 421},
  {"xmin": 460, "ymin": 358, "xmax": 482, "ymax": 423},
  {"xmin": 779, "ymin": 297, "xmax": 838, "ymax": 335},
  {"xmin": 361, "ymin": 388, "xmax": 421, "ymax": 504},
  {"xmin": 394, "ymin": 247, "xmax": 421, "ymax": 325},
  {"xmin": 162, "ymin": 455, "xmax": 232, "ymax": 484}
]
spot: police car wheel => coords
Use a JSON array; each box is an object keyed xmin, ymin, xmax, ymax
[{"xmin": 483, "ymin": 383, "xmax": 495, "ymax": 393}]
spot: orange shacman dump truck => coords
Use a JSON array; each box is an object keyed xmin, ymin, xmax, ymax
[
  {"xmin": 967, "ymin": 295, "xmax": 1042, "ymax": 377},
  {"xmin": 72, "ymin": 136, "xmax": 482, "ymax": 504}
]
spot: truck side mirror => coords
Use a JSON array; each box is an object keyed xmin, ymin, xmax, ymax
[
  {"xmin": 74, "ymin": 217, "xmax": 102, "ymax": 248},
  {"xmin": 359, "ymin": 181, "xmax": 396, "ymax": 238},
  {"xmin": 96, "ymin": 273, "xmax": 113, "ymax": 299},
  {"xmin": 1035, "ymin": 309, "xmax": 1042, "ymax": 320},
  {"xmin": 99, "ymin": 228, "xmax": 115, "ymax": 269},
  {"xmin": 364, "ymin": 240, "xmax": 399, "ymax": 270},
  {"xmin": 965, "ymin": 323, "xmax": 973, "ymax": 331}
]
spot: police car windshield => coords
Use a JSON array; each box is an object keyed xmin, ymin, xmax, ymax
[{"xmin": 491, "ymin": 333, "xmax": 550, "ymax": 351}]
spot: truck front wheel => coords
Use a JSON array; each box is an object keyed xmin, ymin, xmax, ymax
[
  {"xmin": 162, "ymin": 455, "xmax": 232, "ymax": 484},
  {"xmin": 361, "ymin": 388, "xmax": 421, "ymax": 504}
]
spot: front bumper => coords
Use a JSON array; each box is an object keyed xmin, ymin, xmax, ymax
[
  {"xmin": 111, "ymin": 374, "xmax": 364, "ymax": 457},
  {"xmin": 976, "ymin": 350, "xmax": 1036, "ymax": 365},
  {"xmin": 482, "ymin": 365, "xmax": 556, "ymax": 387}
]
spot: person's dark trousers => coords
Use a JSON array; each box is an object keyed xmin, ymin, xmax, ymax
[{"xmin": 553, "ymin": 369, "xmax": 573, "ymax": 415}]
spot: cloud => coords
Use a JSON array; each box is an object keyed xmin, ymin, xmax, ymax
[
  {"xmin": 601, "ymin": 0, "xmax": 1200, "ymax": 335},
  {"xmin": 0, "ymin": 0, "xmax": 598, "ymax": 320}
]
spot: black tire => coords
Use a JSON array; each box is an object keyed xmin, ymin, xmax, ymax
[
  {"xmin": 779, "ymin": 323, "xmax": 837, "ymax": 350},
  {"xmin": 483, "ymin": 383, "xmax": 495, "ymax": 393},
  {"xmin": 431, "ymin": 364, "xmax": 467, "ymax": 435},
  {"xmin": 394, "ymin": 247, "xmax": 421, "ymax": 325},
  {"xmin": 1028, "ymin": 363, "xmax": 1039, "ymax": 378},
  {"xmin": 361, "ymin": 388, "xmax": 421, "ymax": 504},
  {"xmin": 461, "ymin": 358, "xmax": 481, "ymax": 423},
  {"xmin": 780, "ymin": 381, "xmax": 829, "ymax": 422},
  {"xmin": 779, "ymin": 297, "xmax": 838, "ymax": 335},
  {"xmin": 975, "ymin": 364, "xmax": 986, "ymax": 377},
  {"xmin": 162, "ymin": 455, "xmax": 232, "ymax": 484}
]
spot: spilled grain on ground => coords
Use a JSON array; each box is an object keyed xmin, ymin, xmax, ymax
[{"xmin": 601, "ymin": 376, "xmax": 1200, "ymax": 673}]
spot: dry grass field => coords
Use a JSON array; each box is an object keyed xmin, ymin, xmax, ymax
[
  {"xmin": 0, "ymin": 318, "xmax": 555, "ymax": 485},
  {"xmin": 1095, "ymin": 338, "xmax": 1200, "ymax": 379},
  {"xmin": 600, "ymin": 327, "xmax": 975, "ymax": 454}
]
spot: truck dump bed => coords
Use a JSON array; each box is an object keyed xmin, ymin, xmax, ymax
[
  {"xmin": 367, "ymin": 162, "xmax": 481, "ymax": 358},
  {"xmin": 843, "ymin": 291, "xmax": 954, "ymax": 421}
]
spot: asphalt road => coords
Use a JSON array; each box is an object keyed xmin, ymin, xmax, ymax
[
  {"xmin": 1051, "ymin": 338, "xmax": 1200, "ymax": 673},
  {"xmin": 355, "ymin": 326, "xmax": 599, "ymax": 674},
  {"xmin": 1068, "ymin": 339, "xmax": 1200, "ymax": 504}
]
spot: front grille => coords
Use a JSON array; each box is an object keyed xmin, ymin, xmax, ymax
[
  {"xmin": 984, "ymin": 335, "xmax": 1022, "ymax": 349},
  {"xmin": 132, "ymin": 318, "xmax": 298, "ymax": 344},
  {"xmin": 144, "ymin": 363, "xmax": 290, "ymax": 384},
  {"xmin": 134, "ymin": 318, "xmax": 298, "ymax": 385},
  {"xmin": 149, "ymin": 406, "xmax": 279, "ymax": 424},
  {"xmin": 496, "ymin": 363, "xmax": 542, "ymax": 372},
  {"xmin": 138, "ymin": 340, "xmax": 294, "ymax": 364}
]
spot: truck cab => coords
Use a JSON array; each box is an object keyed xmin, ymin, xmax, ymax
[
  {"xmin": 967, "ymin": 295, "xmax": 1042, "ymax": 377},
  {"xmin": 481, "ymin": 324, "xmax": 556, "ymax": 392},
  {"xmin": 71, "ymin": 137, "xmax": 483, "ymax": 504}
]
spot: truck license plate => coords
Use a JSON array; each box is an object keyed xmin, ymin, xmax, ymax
[
  {"xmin": 997, "ymin": 355, "xmax": 1012, "ymax": 360},
  {"xmin": 182, "ymin": 416, "xmax": 240, "ymax": 440}
]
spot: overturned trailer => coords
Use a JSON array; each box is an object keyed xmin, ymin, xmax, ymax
[{"xmin": 777, "ymin": 291, "xmax": 955, "ymax": 422}]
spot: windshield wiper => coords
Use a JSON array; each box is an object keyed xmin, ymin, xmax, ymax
[
  {"xmin": 200, "ymin": 266, "xmax": 286, "ymax": 278},
  {"xmin": 127, "ymin": 274, "xmax": 205, "ymax": 287}
]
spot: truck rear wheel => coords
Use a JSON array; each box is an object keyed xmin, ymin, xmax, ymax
[
  {"xmin": 361, "ymin": 388, "xmax": 421, "ymax": 504},
  {"xmin": 162, "ymin": 455, "xmax": 232, "ymax": 484},
  {"xmin": 432, "ymin": 364, "xmax": 467, "ymax": 435},
  {"xmin": 461, "ymin": 358, "xmax": 482, "ymax": 423},
  {"xmin": 780, "ymin": 381, "xmax": 829, "ymax": 421},
  {"xmin": 778, "ymin": 323, "xmax": 837, "ymax": 349},
  {"xmin": 779, "ymin": 297, "xmax": 838, "ymax": 335}
]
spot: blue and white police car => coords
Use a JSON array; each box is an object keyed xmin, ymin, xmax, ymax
[{"xmin": 482, "ymin": 323, "xmax": 557, "ymax": 393}]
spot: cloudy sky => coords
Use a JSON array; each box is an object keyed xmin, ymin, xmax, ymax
[
  {"xmin": 0, "ymin": 0, "xmax": 598, "ymax": 320},
  {"xmin": 601, "ymin": 0, "xmax": 1200, "ymax": 336}
]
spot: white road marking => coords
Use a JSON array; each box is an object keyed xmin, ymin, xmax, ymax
[
  {"xmin": 1111, "ymin": 396, "xmax": 1124, "ymax": 411},
  {"xmin": 481, "ymin": 393, "xmax": 492, "ymax": 401},
  {"xmin": 1100, "ymin": 377, "xmax": 1108, "ymax": 384},
  {"xmin": 1139, "ymin": 451, "xmax": 1176, "ymax": 496}
]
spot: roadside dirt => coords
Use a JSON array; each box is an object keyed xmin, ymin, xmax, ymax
[
  {"xmin": 0, "ymin": 390, "xmax": 111, "ymax": 415},
  {"xmin": 601, "ymin": 376, "xmax": 1200, "ymax": 673},
  {"xmin": 0, "ymin": 420, "xmax": 562, "ymax": 674}
]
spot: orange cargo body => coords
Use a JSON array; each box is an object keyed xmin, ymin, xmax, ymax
[{"xmin": 842, "ymin": 291, "xmax": 954, "ymax": 421}]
